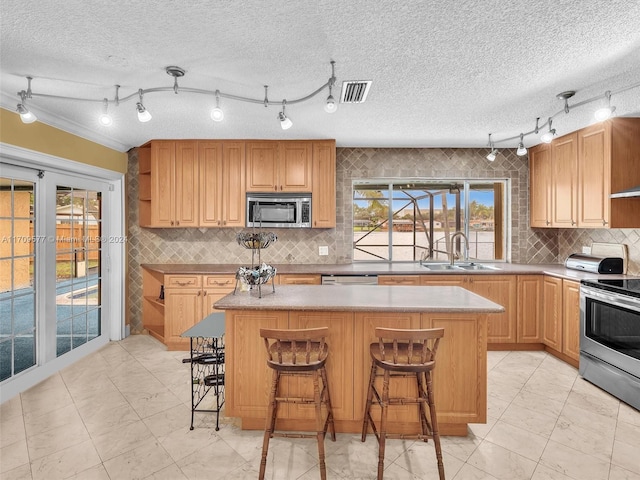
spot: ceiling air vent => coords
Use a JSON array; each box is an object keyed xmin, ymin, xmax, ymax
[{"xmin": 340, "ymin": 80, "xmax": 372, "ymax": 103}]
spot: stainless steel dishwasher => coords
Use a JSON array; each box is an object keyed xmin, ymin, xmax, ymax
[{"xmin": 320, "ymin": 274, "xmax": 378, "ymax": 285}]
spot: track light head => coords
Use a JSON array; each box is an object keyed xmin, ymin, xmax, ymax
[
  {"xmin": 136, "ymin": 102, "xmax": 152, "ymax": 122},
  {"xmin": 211, "ymin": 91, "xmax": 224, "ymax": 121},
  {"xmin": 98, "ymin": 98, "xmax": 113, "ymax": 126},
  {"xmin": 516, "ymin": 133, "xmax": 527, "ymax": 156},
  {"xmin": 324, "ymin": 94, "xmax": 337, "ymax": 113},
  {"xmin": 540, "ymin": 118, "xmax": 555, "ymax": 143},
  {"xmin": 594, "ymin": 91, "xmax": 616, "ymax": 122},
  {"xmin": 278, "ymin": 100, "xmax": 292, "ymax": 129},
  {"xmin": 486, "ymin": 149, "xmax": 498, "ymax": 162},
  {"xmin": 16, "ymin": 103, "xmax": 37, "ymax": 123}
]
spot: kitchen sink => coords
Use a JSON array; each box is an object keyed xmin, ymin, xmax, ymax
[{"xmin": 421, "ymin": 262, "xmax": 500, "ymax": 271}]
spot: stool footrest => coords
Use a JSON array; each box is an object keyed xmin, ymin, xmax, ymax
[{"xmin": 272, "ymin": 432, "xmax": 323, "ymax": 440}]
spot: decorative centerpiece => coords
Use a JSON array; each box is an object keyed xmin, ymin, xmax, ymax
[{"xmin": 234, "ymin": 232, "xmax": 277, "ymax": 298}]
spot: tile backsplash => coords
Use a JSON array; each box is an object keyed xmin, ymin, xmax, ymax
[{"xmin": 126, "ymin": 146, "xmax": 640, "ymax": 332}]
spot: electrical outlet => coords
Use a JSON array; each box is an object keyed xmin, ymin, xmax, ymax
[
  {"xmin": 582, "ymin": 246, "xmax": 592, "ymax": 254},
  {"xmin": 319, "ymin": 246, "xmax": 329, "ymax": 256}
]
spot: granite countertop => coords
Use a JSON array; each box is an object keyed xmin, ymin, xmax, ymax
[
  {"xmin": 213, "ymin": 284, "xmax": 506, "ymax": 313},
  {"xmin": 140, "ymin": 262, "xmax": 629, "ymax": 281}
]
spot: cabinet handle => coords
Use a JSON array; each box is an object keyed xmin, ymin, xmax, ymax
[
  {"xmin": 603, "ymin": 220, "xmax": 608, "ymax": 226},
  {"xmin": 171, "ymin": 221, "xmax": 174, "ymax": 226},
  {"xmin": 176, "ymin": 221, "xmax": 180, "ymax": 226},
  {"xmin": 546, "ymin": 220, "xmax": 550, "ymax": 226},
  {"xmin": 197, "ymin": 291, "xmax": 201, "ymax": 296},
  {"xmin": 217, "ymin": 221, "xmax": 221, "ymax": 225},
  {"xmin": 223, "ymin": 220, "xmax": 226, "ymax": 225},
  {"xmin": 274, "ymin": 186, "xmax": 277, "ymax": 191},
  {"xmin": 176, "ymin": 281, "xmax": 190, "ymax": 286},
  {"xmin": 203, "ymin": 291, "xmax": 207, "ymax": 296}
]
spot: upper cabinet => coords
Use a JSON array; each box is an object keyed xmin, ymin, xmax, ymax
[
  {"xmin": 530, "ymin": 118, "xmax": 640, "ymax": 228},
  {"xmin": 246, "ymin": 141, "xmax": 312, "ymax": 192},
  {"xmin": 139, "ymin": 139, "xmax": 335, "ymax": 228}
]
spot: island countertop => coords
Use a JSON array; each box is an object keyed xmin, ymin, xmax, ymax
[{"xmin": 214, "ymin": 284, "xmax": 505, "ymax": 313}]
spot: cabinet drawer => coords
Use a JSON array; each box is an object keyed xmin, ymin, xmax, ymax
[
  {"xmin": 278, "ymin": 274, "xmax": 321, "ymax": 285},
  {"xmin": 165, "ymin": 275, "xmax": 202, "ymax": 288},
  {"xmin": 203, "ymin": 275, "xmax": 236, "ymax": 291},
  {"xmin": 378, "ymin": 275, "xmax": 420, "ymax": 285}
]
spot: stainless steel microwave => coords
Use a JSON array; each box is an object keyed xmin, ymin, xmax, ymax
[{"xmin": 246, "ymin": 193, "xmax": 311, "ymax": 228}]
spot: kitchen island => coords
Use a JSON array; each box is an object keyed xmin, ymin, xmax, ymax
[{"xmin": 215, "ymin": 284, "xmax": 504, "ymax": 436}]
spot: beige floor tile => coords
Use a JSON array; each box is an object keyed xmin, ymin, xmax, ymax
[
  {"xmin": 103, "ymin": 438, "xmax": 174, "ymax": 480},
  {"xmin": 215, "ymin": 424, "xmax": 266, "ymax": 462},
  {"xmin": 510, "ymin": 388, "xmax": 565, "ymax": 418},
  {"xmin": 1, "ymin": 463, "xmax": 33, "ymax": 480},
  {"xmin": 143, "ymin": 403, "xmax": 193, "ymax": 438},
  {"xmin": 143, "ymin": 463, "xmax": 189, "ymax": 480},
  {"xmin": 499, "ymin": 403, "xmax": 559, "ymax": 438},
  {"xmin": 616, "ymin": 419, "xmax": 640, "ymax": 447},
  {"xmin": 467, "ymin": 414, "xmax": 498, "ymax": 439},
  {"xmin": 19, "ymin": 381, "xmax": 73, "ymax": 417},
  {"xmin": 618, "ymin": 402, "xmax": 640, "ymax": 427},
  {"xmin": 539, "ymin": 439, "xmax": 611, "ymax": 480},
  {"xmin": 91, "ymin": 419, "xmax": 154, "ymax": 461},
  {"xmin": 466, "ymin": 440, "xmax": 537, "ymax": 480},
  {"xmin": 486, "ymin": 351, "xmax": 510, "ymax": 370},
  {"xmin": 565, "ymin": 388, "xmax": 620, "ymax": 419},
  {"xmin": 0, "ymin": 394, "xmax": 23, "ymax": 421},
  {"xmin": 392, "ymin": 446, "xmax": 463, "ymax": 479},
  {"xmin": 312, "ymin": 437, "xmax": 379, "ymax": 479},
  {"xmin": 0, "ymin": 439, "xmax": 29, "ymax": 474},
  {"xmin": 485, "ymin": 420, "xmax": 548, "ymax": 462},
  {"xmin": 609, "ymin": 464, "xmax": 640, "ymax": 480},
  {"xmin": 440, "ymin": 431, "xmax": 482, "ymax": 462},
  {"xmin": 66, "ymin": 464, "xmax": 111, "ymax": 480},
  {"xmin": 26, "ymin": 410, "xmax": 90, "ymax": 460},
  {"xmin": 0, "ymin": 413, "xmax": 25, "ymax": 449},
  {"xmin": 30, "ymin": 439, "xmax": 101, "ymax": 480},
  {"xmin": 176, "ymin": 438, "xmax": 256, "ymax": 480},
  {"xmin": 530, "ymin": 463, "xmax": 574, "ymax": 479},
  {"xmin": 452, "ymin": 462, "xmax": 500, "ymax": 480},
  {"xmin": 612, "ymin": 437, "xmax": 640, "ymax": 475},
  {"xmin": 79, "ymin": 399, "xmax": 142, "ymax": 437},
  {"xmin": 23, "ymin": 402, "xmax": 83, "ymax": 438},
  {"xmin": 158, "ymin": 424, "xmax": 219, "ymax": 462}
]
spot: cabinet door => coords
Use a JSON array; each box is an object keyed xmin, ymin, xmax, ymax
[
  {"xmin": 203, "ymin": 275, "xmax": 236, "ymax": 315},
  {"xmin": 551, "ymin": 132, "xmax": 578, "ymax": 228},
  {"xmin": 578, "ymin": 122, "xmax": 611, "ymax": 228},
  {"xmin": 468, "ymin": 275, "xmax": 517, "ymax": 343},
  {"xmin": 174, "ymin": 141, "xmax": 199, "ymax": 227},
  {"xmin": 199, "ymin": 141, "xmax": 223, "ymax": 227},
  {"xmin": 517, "ymin": 275, "xmax": 543, "ymax": 343},
  {"xmin": 279, "ymin": 142, "xmax": 312, "ymax": 192},
  {"xmin": 245, "ymin": 141, "xmax": 278, "ymax": 192},
  {"xmin": 150, "ymin": 141, "xmax": 175, "ymax": 227},
  {"xmin": 164, "ymin": 287, "xmax": 202, "ymax": 349},
  {"xmin": 542, "ymin": 276, "xmax": 563, "ymax": 351},
  {"xmin": 562, "ymin": 280, "xmax": 581, "ymax": 362},
  {"xmin": 222, "ymin": 142, "xmax": 246, "ymax": 227},
  {"xmin": 312, "ymin": 141, "xmax": 337, "ymax": 228},
  {"xmin": 529, "ymin": 143, "xmax": 551, "ymax": 227}
]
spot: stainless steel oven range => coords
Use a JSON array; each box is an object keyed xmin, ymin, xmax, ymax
[{"xmin": 580, "ymin": 279, "xmax": 640, "ymax": 410}]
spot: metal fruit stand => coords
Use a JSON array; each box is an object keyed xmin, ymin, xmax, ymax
[{"xmin": 234, "ymin": 231, "xmax": 277, "ymax": 297}]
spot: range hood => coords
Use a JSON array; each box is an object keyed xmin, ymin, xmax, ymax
[{"xmin": 611, "ymin": 186, "xmax": 640, "ymax": 198}]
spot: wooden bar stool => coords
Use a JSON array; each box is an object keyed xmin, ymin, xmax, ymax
[
  {"xmin": 258, "ymin": 327, "xmax": 336, "ymax": 480},
  {"xmin": 361, "ymin": 327, "xmax": 445, "ymax": 480}
]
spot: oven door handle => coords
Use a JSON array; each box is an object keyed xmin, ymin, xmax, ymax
[{"xmin": 580, "ymin": 286, "xmax": 640, "ymax": 312}]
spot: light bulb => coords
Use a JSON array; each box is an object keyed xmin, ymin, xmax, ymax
[
  {"xmin": 136, "ymin": 102, "xmax": 152, "ymax": 122},
  {"xmin": 17, "ymin": 103, "xmax": 37, "ymax": 124},
  {"xmin": 486, "ymin": 149, "xmax": 497, "ymax": 162},
  {"xmin": 210, "ymin": 107, "xmax": 224, "ymax": 122},
  {"xmin": 516, "ymin": 143, "xmax": 527, "ymax": 156},
  {"xmin": 99, "ymin": 113, "xmax": 113, "ymax": 126},
  {"xmin": 594, "ymin": 106, "xmax": 615, "ymax": 122},
  {"xmin": 324, "ymin": 94, "xmax": 337, "ymax": 113},
  {"xmin": 540, "ymin": 129, "xmax": 556, "ymax": 143},
  {"xmin": 278, "ymin": 111, "xmax": 292, "ymax": 130}
]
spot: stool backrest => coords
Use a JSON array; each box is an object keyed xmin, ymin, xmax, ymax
[
  {"xmin": 260, "ymin": 327, "xmax": 329, "ymax": 366},
  {"xmin": 374, "ymin": 327, "xmax": 444, "ymax": 366}
]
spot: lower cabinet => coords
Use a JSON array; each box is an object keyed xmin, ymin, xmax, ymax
[
  {"xmin": 142, "ymin": 268, "xmax": 235, "ymax": 350},
  {"xmin": 421, "ymin": 274, "xmax": 517, "ymax": 343},
  {"xmin": 517, "ymin": 275, "xmax": 543, "ymax": 343},
  {"xmin": 542, "ymin": 276, "xmax": 580, "ymax": 364}
]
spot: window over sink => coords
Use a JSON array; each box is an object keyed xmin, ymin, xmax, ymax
[{"xmin": 352, "ymin": 179, "xmax": 508, "ymax": 262}]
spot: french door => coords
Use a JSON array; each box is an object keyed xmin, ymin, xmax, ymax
[{"xmin": 1, "ymin": 163, "xmax": 113, "ymax": 388}]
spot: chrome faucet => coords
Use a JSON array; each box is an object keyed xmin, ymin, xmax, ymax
[{"xmin": 449, "ymin": 231, "xmax": 469, "ymax": 266}]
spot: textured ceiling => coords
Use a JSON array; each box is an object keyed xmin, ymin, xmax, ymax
[{"xmin": 1, "ymin": 0, "xmax": 640, "ymax": 152}]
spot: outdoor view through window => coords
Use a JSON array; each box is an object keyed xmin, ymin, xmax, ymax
[{"xmin": 353, "ymin": 180, "xmax": 506, "ymax": 262}]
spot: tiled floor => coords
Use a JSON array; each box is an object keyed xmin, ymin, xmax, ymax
[{"xmin": 1, "ymin": 335, "xmax": 639, "ymax": 480}]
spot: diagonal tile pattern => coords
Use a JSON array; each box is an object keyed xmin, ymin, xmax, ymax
[{"xmin": 2, "ymin": 334, "xmax": 640, "ymax": 480}]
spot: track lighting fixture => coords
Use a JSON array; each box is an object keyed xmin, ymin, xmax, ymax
[
  {"xmin": 16, "ymin": 77, "xmax": 37, "ymax": 124},
  {"xmin": 516, "ymin": 133, "xmax": 527, "ymax": 156},
  {"xmin": 13, "ymin": 61, "xmax": 338, "ymax": 129},
  {"xmin": 324, "ymin": 60, "xmax": 338, "ymax": 113},
  {"xmin": 278, "ymin": 100, "xmax": 293, "ymax": 130},
  {"xmin": 486, "ymin": 134, "xmax": 497, "ymax": 161},
  {"xmin": 136, "ymin": 90, "xmax": 152, "ymax": 122},
  {"xmin": 483, "ymin": 79, "xmax": 640, "ymax": 159},
  {"xmin": 594, "ymin": 90, "xmax": 616, "ymax": 122},
  {"xmin": 211, "ymin": 90, "xmax": 224, "ymax": 122},
  {"xmin": 540, "ymin": 118, "xmax": 556, "ymax": 143},
  {"xmin": 98, "ymin": 98, "xmax": 113, "ymax": 126}
]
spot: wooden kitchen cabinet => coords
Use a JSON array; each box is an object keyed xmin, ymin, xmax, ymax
[
  {"xmin": 517, "ymin": 275, "xmax": 543, "ymax": 343},
  {"xmin": 245, "ymin": 141, "xmax": 312, "ymax": 192},
  {"xmin": 542, "ymin": 276, "xmax": 563, "ymax": 351},
  {"xmin": 142, "ymin": 268, "xmax": 235, "ymax": 350},
  {"xmin": 277, "ymin": 274, "xmax": 321, "ymax": 285},
  {"xmin": 562, "ymin": 279, "xmax": 581, "ymax": 362},
  {"xmin": 311, "ymin": 140, "xmax": 336, "ymax": 228},
  {"xmin": 421, "ymin": 274, "xmax": 516, "ymax": 343},
  {"xmin": 530, "ymin": 118, "xmax": 640, "ymax": 228},
  {"xmin": 551, "ymin": 133, "xmax": 578, "ymax": 228},
  {"xmin": 199, "ymin": 141, "xmax": 246, "ymax": 227},
  {"xmin": 378, "ymin": 275, "xmax": 421, "ymax": 285},
  {"xmin": 529, "ymin": 142, "xmax": 551, "ymax": 227}
]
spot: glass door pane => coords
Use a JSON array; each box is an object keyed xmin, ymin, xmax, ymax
[
  {"xmin": 55, "ymin": 186, "xmax": 102, "ymax": 356},
  {"xmin": 0, "ymin": 176, "xmax": 36, "ymax": 381}
]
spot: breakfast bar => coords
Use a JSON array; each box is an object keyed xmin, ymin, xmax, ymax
[{"xmin": 215, "ymin": 284, "xmax": 504, "ymax": 436}]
